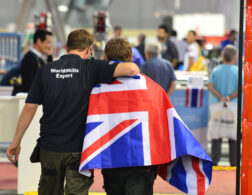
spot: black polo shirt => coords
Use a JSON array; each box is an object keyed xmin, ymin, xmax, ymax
[{"xmin": 26, "ymin": 54, "xmax": 118, "ymax": 152}]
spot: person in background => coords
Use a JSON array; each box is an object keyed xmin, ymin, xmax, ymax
[
  {"xmin": 102, "ymin": 37, "xmax": 157, "ymax": 195},
  {"xmin": 208, "ymin": 45, "xmax": 239, "ymax": 166},
  {"xmin": 113, "ymin": 26, "xmax": 123, "ymax": 38},
  {"xmin": 136, "ymin": 33, "xmax": 146, "ymax": 60},
  {"xmin": 170, "ymin": 29, "xmax": 188, "ymax": 69},
  {"xmin": 183, "ymin": 30, "xmax": 200, "ymax": 71},
  {"xmin": 112, "ymin": 26, "xmax": 145, "ymax": 68},
  {"xmin": 157, "ymin": 25, "xmax": 178, "ymax": 68},
  {"xmin": 196, "ymin": 39, "xmax": 206, "ymax": 56},
  {"xmin": 141, "ymin": 42, "xmax": 176, "ymax": 97},
  {"xmin": 221, "ymin": 30, "xmax": 237, "ymax": 50},
  {"xmin": 0, "ymin": 66, "xmax": 20, "ymax": 86},
  {"xmin": 6, "ymin": 29, "xmax": 140, "ymax": 195},
  {"xmin": 20, "ymin": 29, "xmax": 53, "ymax": 92},
  {"xmin": 132, "ymin": 47, "xmax": 145, "ymax": 68}
]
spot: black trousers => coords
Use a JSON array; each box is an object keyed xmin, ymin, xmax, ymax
[
  {"xmin": 102, "ymin": 166, "xmax": 157, "ymax": 195},
  {"xmin": 211, "ymin": 139, "xmax": 237, "ymax": 166}
]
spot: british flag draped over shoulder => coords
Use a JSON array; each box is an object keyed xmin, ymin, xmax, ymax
[{"xmin": 79, "ymin": 74, "xmax": 212, "ymax": 195}]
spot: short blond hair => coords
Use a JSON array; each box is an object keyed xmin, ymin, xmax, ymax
[
  {"xmin": 66, "ymin": 28, "xmax": 95, "ymax": 51},
  {"xmin": 104, "ymin": 38, "xmax": 132, "ymax": 62}
]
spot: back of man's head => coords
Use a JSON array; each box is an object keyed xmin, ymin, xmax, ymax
[
  {"xmin": 138, "ymin": 33, "xmax": 146, "ymax": 43},
  {"xmin": 33, "ymin": 29, "xmax": 52, "ymax": 44},
  {"xmin": 146, "ymin": 42, "xmax": 162, "ymax": 57},
  {"xmin": 229, "ymin": 30, "xmax": 237, "ymax": 37},
  {"xmin": 171, "ymin": 30, "xmax": 177, "ymax": 37},
  {"xmin": 228, "ymin": 30, "xmax": 237, "ymax": 42},
  {"xmin": 114, "ymin": 26, "xmax": 123, "ymax": 37},
  {"xmin": 66, "ymin": 28, "xmax": 95, "ymax": 52},
  {"xmin": 222, "ymin": 44, "xmax": 237, "ymax": 63},
  {"xmin": 104, "ymin": 38, "xmax": 132, "ymax": 62},
  {"xmin": 114, "ymin": 26, "xmax": 122, "ymax": 32}
]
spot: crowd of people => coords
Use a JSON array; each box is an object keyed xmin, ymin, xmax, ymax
[
  {"xmin": 113, "ymin": 25, "xmax": 237, "ymax": 73},
  {"xmin": 3, "ymin": 24, "xmax": 240, "ymax": 195}
]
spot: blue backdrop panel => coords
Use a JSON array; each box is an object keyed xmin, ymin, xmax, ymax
[{"xmin": 170, "ymin": 89, "xmax": 209, "ymax": 130}]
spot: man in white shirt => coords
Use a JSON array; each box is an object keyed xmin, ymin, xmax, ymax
[{"xmin": 183, "ymin": 30, "xmax": 200, "ymax": 71}]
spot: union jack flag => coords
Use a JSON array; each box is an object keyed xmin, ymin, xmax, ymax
[{"xmin": 79, "ymin": 74, "xmax": 212, "ymax": 195}]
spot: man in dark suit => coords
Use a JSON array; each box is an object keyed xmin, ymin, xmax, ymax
[
  {"xmin": 20, "ymin": 29, "xmax": 53, "ymax": 92},
  {"xmin": 136, "ymin": 33, "xmax": 146, "ymax": 60}
]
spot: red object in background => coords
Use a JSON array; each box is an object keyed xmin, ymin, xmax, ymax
[
  {"xmin": 39, "ymin": 12, "xmax": 47, "ymax": 29},
  {"xmin": 241, "ymin": 0, "xmax": 252, "ymax": 194},
  {"xmin": 200, "ymin": 36, "xmax": 226, "ymax": 47},
  {"xmin": 94, "ymin": 12, "xmax": 106, "ymax": 33}
]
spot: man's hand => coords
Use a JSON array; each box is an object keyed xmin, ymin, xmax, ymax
[
  {"xmin": 187, "ymin": 57, "xmax": 194, "ymax": 71},
  {"xmin": 220, "ymin": 96, "xmax": 228, "ymax": 103},
  {"xmin": 7, "ymin": 143, "xmax": 21, "ymax": 163},
  {"xmin": 6, "ymin": 103, "xmax": 38, "ymax": 163}
]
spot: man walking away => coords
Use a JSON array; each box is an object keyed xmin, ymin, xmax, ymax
[
  {"xmin": 7, "ymin": 29, "xmax": 139, "ymax": 195},
  {"xmin": 102, "ymin": 37, "xmax": 157, "ymax": 195}
]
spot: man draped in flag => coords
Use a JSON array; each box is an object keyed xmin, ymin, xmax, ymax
[
  {"xmin": 79, "ymin": 37, "xmax": 212, "ymax": 195},
  {"xmin": 103, "ymin": 38, "xmax": 158, "ymax": 195}
]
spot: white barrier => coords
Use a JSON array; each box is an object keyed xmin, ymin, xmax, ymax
[
  {"xmin": 0, "ymin": 96, "xmax": 18, "ymax": 142},
  {"xmin": 16, "ymin": 94, "xmax": 41, "ymax": 194},
  {"xmin": 0, "ymin": 93, "xmax": 41, "ymax": 194}
]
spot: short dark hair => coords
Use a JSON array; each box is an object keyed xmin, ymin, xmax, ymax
[
  {"xmin": 104, "ymin": 38, "xmax": 132, "ymax": 62},
  {"xmin": 188, "ymin": 30, "xmax": 197, "ymax": 36},
  {"xmin": 33, "ymin": 29, "xmax": 52, "ymax": 44},
  {"xmin": 158, "ymin": 25, "xmax": 169, "ymax": 33},
  {"xmin": 66, "ymin": 28, "xmax": 95, "ymax": 51},
  {"xmin": 229, "ymin": 30, "xmax": 237, "ymax": 37},
  {"xmin": 171, "ymin": 30, "xmax": 177, "ymax": 37},
  {"xmin": 114, "ymin": 26, "xmax": 122, "ymax": 31},
  {"xmin": 138, "ymin": 33, "xmax": 146, "ymax": 43}
]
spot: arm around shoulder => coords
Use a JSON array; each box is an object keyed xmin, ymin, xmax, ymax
[{"xmin": 113, "ymin": 62, "xmax": 140, "ymax": 77}]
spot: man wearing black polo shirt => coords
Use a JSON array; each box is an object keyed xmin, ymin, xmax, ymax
[{"xmin": 6, "ymin": 29, "xmax": 140, "ymax": 195}]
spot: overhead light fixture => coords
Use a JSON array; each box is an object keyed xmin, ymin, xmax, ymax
[
  {"xmin": 175, "ymin": 0, "xmax": 181, "ymax": 9},
  {"xmin": 58, "ymin": 5, "xmax": 68, "ymax": 12}
]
